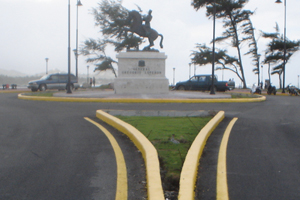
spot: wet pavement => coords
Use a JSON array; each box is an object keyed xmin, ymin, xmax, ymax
[{"xmin": 53, "ymin": 89, "xmax": 232, "ymax": 99}]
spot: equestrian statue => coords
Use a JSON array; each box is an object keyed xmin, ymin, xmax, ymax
[{"xmin": 121, "ymin": 10, "xmax": 164, "ymax": 51}]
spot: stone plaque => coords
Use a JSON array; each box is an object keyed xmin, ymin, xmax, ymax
[{"xmin": 114, "ymin": 51, "xmax": 169, "ymax": 94}]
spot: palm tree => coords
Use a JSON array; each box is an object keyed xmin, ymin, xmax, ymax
[
  {"xmin": 191, "ymin": 0, "xmax": 252, "ymax": 88},
  {"xmin": 263, "ymin": 23, "xmax": 300, "ymax": 88},
  {"xmin": 81, "ymin": 38, "xmax": 117, "ymax": 77}
]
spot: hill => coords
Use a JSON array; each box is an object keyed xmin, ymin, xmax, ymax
[
  {"xmin": 0, "ymin": 68, "xmax": 115, "ymax": 88},
  {"xmin": 0, "ymin": 68, "xmax": 28, "ymax": 77}
]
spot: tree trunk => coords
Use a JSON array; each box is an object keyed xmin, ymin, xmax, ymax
[
  {"xmin": 110, "ymin": 64, "xmax": 117, "ymax": 78},
  {"xmin": 231, "ymin": 16, "xmax": 247, "ymax": 89},
  {"xmin": 268, "ymin": 62, "xmax": 271, "ymax": 84},
  {"xmin": 279, "ymin": 74, "xmax": 282, "ymax": 89}
]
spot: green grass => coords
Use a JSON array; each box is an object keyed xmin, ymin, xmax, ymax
[
  {"xmin": 230, "ymin": 93, "xmax": 257, "ymax": 98},
  {"xmin": 23, "ymin": 91, "xmax": 54, "ymax": 97},
  {"xmin": 98, "ymin": 84, "xmax": 113, "ymax": 90},
  {"xmin": 116, "ymin": 116, "xmax": 212, "ymax": 186}
]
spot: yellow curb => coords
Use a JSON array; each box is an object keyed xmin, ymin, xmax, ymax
[
  {"xmin": 178, "ymin": 111, "xmax": 225, "ymax": 200},
  {"xmin": 1, "ymin": 90, "xmax": 29, "ymax": 94},
  {"xmin": 85, "ymin": 117, "xmax": 128, "ymax": 200},
  {"xmin": 217, "ymin": 118, "xmax": 238, "ymax": 200},
  {"xmin": 96, "ymin": 110, "xmax": 164, "ymax": 200},
  {"xmin": 18, "ymin": 93, "xmax": 266, "ymax": 103}
]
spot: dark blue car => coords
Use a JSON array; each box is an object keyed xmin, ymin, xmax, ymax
[
  {"xmin": 174, "ymin": 75, "xmax": 234, "ymax": 92},
  {"xmin": 28, "ymin": 73, "xmax": 80, "ymax": 92}
]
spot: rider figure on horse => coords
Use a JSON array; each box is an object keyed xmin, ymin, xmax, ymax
[
  {"xmin": 122, "ymin": 9, "xmax": 163, "ymax": 50},
  {"xmin": 142, "ymin": 10, "xmax": 152, "ymax": 37}
]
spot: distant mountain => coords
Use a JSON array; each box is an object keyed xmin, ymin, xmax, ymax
[
  {"xmin": 0, "ymin": 68, "xmax": 116, "ymax": 80},
  {"xmin": 33, "ymin": 69, "xmax": 67, "ymax": 77},
  {"xmin": 0, "ymin": 68, "xmax": 28, "ymax": 77},
  {"xmin": 0, "ymin": 68, "xmax": 116, "ymax": 87}
]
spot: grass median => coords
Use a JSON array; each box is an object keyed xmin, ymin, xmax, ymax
[
  {"xmin": 22, "ymin": 91, "xmax": 55, "ymax": 97},
  {"xmin": 116, "ymin": 115, "xmax": 212, "ymax": 191}
]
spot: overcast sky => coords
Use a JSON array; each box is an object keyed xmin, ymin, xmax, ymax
[{"xmin": 1, "ymin": 0, "xmax": 300, "ymax": 87}]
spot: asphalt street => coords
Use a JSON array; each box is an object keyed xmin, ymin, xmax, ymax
[
  {"xmin": 196, "ymin": 95, "xmax": 300, "ymax": 200},
  {"xmin": 226, "ymin": 95, "xmax": 300, "ymax": 200},
  {"xmin": 1, "ymin": 92, "xmax": 300, "ymax": 199},
  {"xmin": 0, "ymin": 93, "xmax": 146, "ymax": 200}
]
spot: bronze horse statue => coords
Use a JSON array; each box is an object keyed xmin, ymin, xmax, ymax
[{"xmin": 122, "ymin": 10, "xmax": 163, "ymax": 51}]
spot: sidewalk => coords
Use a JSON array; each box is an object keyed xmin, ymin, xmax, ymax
[
  {"xmin": 17, "ymin": 88, "xmax": 266, "ymax": 103},
  {"xmin": 53, "ymin": 89, "xmax": 232, "ymax": 99}
]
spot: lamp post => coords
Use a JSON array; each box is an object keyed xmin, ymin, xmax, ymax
[
  {"xmin": 75, "ymin": 0, "xmax": 82, "ymax": 79},
  {"xmin": 45, "ymin": 58, "xmax": 49, "ymax": 75},
  {"xmin": 261, "ymin": 65, "xmax": 264, "ymax": 89},
  {"xmin": 189, "ymin": 63, "xmax": 191, "ymax": 79},
  {"xmin": 210, "ymin": 0, "xmax": 216, "ymax": 95},
  {"xmin": 67, "ymin": 0, "xmax": 72, "ymax": 94},
  {"xmin": 87, "ymin": 65, "xmax": 89, "ymax": 84},
  {"xmin": 173, "ymin": 68, "xmax": 175, "ymax": 86},
  {"xmin": 275, "ymin": 0, "xmax": 286, "ymax": 93}
]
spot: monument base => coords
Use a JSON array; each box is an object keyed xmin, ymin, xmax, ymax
[
  {"xmin": 114, "ymin": 77, "xmax": 169, "ymax": 94},
  {"xmin": 114, "ymin": 51, "xmax": 169, "ymax": 94}
]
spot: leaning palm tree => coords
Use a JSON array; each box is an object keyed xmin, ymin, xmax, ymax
[
  {"xmin": 263, "ymin": 23, "xmax": 300, "ymax": 89},
  {"xmin": 80, "ymin": 38, "xmax": 117, "ymax": 77}
]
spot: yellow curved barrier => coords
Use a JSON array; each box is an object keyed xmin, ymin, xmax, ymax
[
  {"xmin": 96, "ymin": 110, "xmax": 164, "ymax": 200},
  {"xmin": 18, "ymin": 93, "xmax": 266, "ymax": 103},
  {"xmin": 178, "ymin": 111, "xmax": 225, "ymax": 200}
]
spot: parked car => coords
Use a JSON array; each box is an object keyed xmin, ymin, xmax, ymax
[
  {"xmin": 174, "ymin": 75, "xmax": 235, "ymax": 92},
  {"xmin": 27, "ymin": 73, "xmax": 80, "ymax": 92}
]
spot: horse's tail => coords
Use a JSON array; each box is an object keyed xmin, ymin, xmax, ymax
[{"xmin": 159, "ymin": 34, "xmax": 164, "ymax": 49}]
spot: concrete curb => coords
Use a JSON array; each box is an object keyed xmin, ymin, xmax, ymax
[
  {"xmin": 96, "ymin": 110, "xmax": 165, "ymax": 200},
  {"xmin": 18, "ymin": 93, "xmax": 266, "ymax": 103},
  {"xmin": 1, "ymin": 90, "xmax": 29, "ymax": 94},
  {"xmin": 101, "ymin": 109, "xmax": 212, "ymax": 117},
  {"xmin": 178, "ymin": 111, "xmax": 225, "ymax": 200}
]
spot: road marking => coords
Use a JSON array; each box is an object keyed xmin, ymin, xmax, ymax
[
  {"xmin": 217, "ymin": 118, "xmax": 238, "ymax": 200},
  {"xmin": 84, "ymin": 117, "xmax": 128, "ymax": 200},
  {"xmin": 18, "ymin": 93, "xmax": 266, "ymax": 103},
  {"xmin": 96, "ymin": 110, "xmax": 165, "ymax": 200},
  {"xmin": 178, "ymin": 111, "xmax": 225, "ymax": 200}
]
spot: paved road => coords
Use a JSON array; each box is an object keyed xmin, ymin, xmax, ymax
[
  {"xmin": 227, "ymin": 95, "xmax": 300, "ymax": 200},
  {"xmin": 0, "ymin": 93, "xmax": 146, "ymax": 200},
  {"xmin": 1, "ymin": 92, "xmax": 300, "ymax": 199},
  {"xmin": 196, "ymin": 95, "xmax": 300, "ymax": 200}
]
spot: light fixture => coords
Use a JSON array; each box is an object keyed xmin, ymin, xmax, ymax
[
  {"xmin": 210, "ymin": 0, "xmax": 216, "ymax": 95},
  {"xmin": 75, "ymin": 0, "xmax": 83, "ymax": 79},
  {"xmin": 77, "ymin": 0, "xmax": 82, "ymax": 6},
  {"xmin": 45, "ymin": 58, "xmax": 49, "ymax": 75},
  {"xmin": 275, "ymin": 0, "xmax": 286, "ymax": 93},
  {"xmin": 67, "ymin": 0, "xmax": 72, "ymax": 94}
]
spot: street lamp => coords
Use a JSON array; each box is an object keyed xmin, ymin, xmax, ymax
[
  {"xmin": 75, "ymin": 0, "xmax": 82, "ymax": 79},
  {"xmin": 45, "ymin": 58, "xmax": 49, "ymax": 75},
  {"xmin": 189, "ymin": 63, "xmax": 191, "ymax": 79},
  {"xmin": 275, "ymin": 0, "xmax": 286, "ymax": 93},
  {"xmin": 173, "ymin": 68, "xmax": 175, "ymax": 86},
  {"xmin": 67, "ymin": 0, "xmax": 72, "ymax": 94},
  {"xmin": 210, "ymin": 0, "xmax": 216, "ymax": 95},
  {"xmin": 73, "ymin": 48, "xmax": 79, "ymax": 78},
  {"xmin": 87, "ymin": 65, "xmax": 89, "ymax": 84},
  {"xmin": 261, "ymin": 65, "xmax": 263, "ymax": 89}
]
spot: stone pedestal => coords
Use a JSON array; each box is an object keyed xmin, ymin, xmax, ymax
[{"xmin": 114, "ymin": 51, "xmax": 169, "ymax": 94}]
